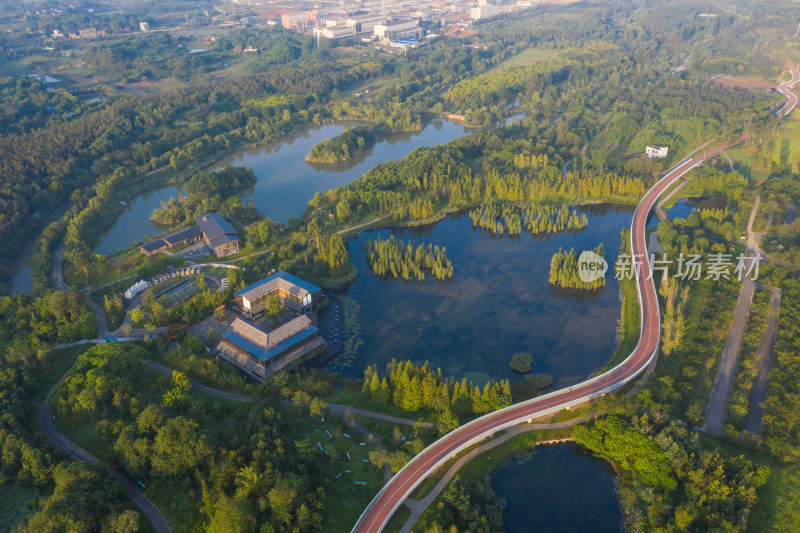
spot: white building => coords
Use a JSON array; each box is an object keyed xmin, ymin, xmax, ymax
[
  {"xmin": 124, "ymin": 280, "xmax": 149, "ymax": 300},
  {"xmin": 470, "ymin": 4, "xmax": 499, "ymax": 20},
  {"xmin": 139, "ymin": 22, "xmax": 150, "ymax": 32},
  {"xmin": 314, "ymin": 25, "xmax": 357, "ymax": 40},
  {"xmin": 346, "ymin": 14, "xmax": 387, "ymax": 34},
  {"xmin": 646, "ymin": 145, "xmax": 669, "ymax": 158},
  {"xmin": 374, "ymin": 20, "xmax": 421, "ymax": 40}
]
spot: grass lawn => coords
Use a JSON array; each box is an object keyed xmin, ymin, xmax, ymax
[
  {"xmin": 489, "ymin": 48, "xmax": 559, "ymax": 72},
  {"xmin": 748, "ymin": 460, "xmax": 800, "ymax": 532},
  {"xmin": 383, "ymin": 505, "xmax": 411, "ymax": 533},
  {"xmin": 318, "ymin": 419, "xmax": 386, "ymax": 532},
  {"xmin": 0, "ymin": 483, "xmax": 42, "ymax": 532},
  {"xmin": 342, "ymin": 75, "xmax": 400, "ymax": 97}
]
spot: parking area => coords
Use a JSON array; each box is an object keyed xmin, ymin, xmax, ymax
[{"xmin": 316, "ymin": 295, "xmax": 343, "ymax": 362}]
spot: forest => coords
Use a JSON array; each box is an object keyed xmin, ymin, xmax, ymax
[
  {"xmin": 48, "ymin": 340, "xmax": 387, "ymax": 531},
  {"xmin": 149, "ymin": 166, "xmax": 256, "ymax": 225},
  {"xmin": 0, "ymin": 291, "xmax": 138, "ymax": 531},
  {"xmin": 469, "ymin": 203, "xmax": 588, "ymax": 236},
  {"xmin": 306, "ymin": 126, "xmax": 376, "ymax": 163},
  {"xmin": 2, "ymin": 1, "xmax": 800, "ymax": 530},
  {"xmin": 364, "ymin": 236, "xmax": 454, "ymax": 281},
  {"xmin": 573, "ymin": 414, "xmax": 768, "ymax": 532},
  {"xmin": 362, "ymin": 361, "xmax": 512, "ymax": 432}
]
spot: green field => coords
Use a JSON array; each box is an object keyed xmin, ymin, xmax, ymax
[{"xmin": 490, "ymin": 48, "xmax": 559, "ymax": 72}]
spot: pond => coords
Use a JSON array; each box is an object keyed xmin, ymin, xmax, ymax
[
  {"xmin": 214, "ymin": 120, "xmax": 469, "ymax": 223},
  {"xmin": 94, "ymin": 186, "xmax": 184, "ymax": 256},
  {"xmin": 332, "ymin": 204, "xmax": 633, "ymax": 386},
  {"xmin": 490, "ymin": 443, "xmax": 624, "ymax": 533},
  {"xmin": 93, "ymin": 120, "xmax": 469, "ymax": 255}
]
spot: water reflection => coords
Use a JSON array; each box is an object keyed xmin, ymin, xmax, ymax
[
  {"xmin": 333, "ymin": 204, "xmax": 633, "ymax": 386},
  {"xmin": 491, "ymin": 443, "xmax": 624, "ymax": 533}
]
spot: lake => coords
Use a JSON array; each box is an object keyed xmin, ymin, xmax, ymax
[
  {"xmin": 94, "ymin": 186, "xmax": 184, "ymax": 256},
  {"xmin": 491, "ymin": 443, "xmax": 624, "ymax": 533},
  {"xmin": 93, "ymin": 120, "xmax": 469, "ymax": 255},
  {"xmin": 332, "ymin": 204, "xmax": 634, "ymax": 386},
  {"xmin": 214, "ymin": 120, "xmax": 469, "ymax": 223}
]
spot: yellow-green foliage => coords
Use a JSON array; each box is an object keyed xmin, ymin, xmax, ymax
[
  {"xmin": 549, "ymin": 244, "xmax": 605, "ymax": 290},
  {"xmin": 364, "ymin": 236, "xmax": 453, "ymax": 281}
]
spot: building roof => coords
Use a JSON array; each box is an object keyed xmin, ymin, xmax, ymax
[
  {"xmin": 235, "ymin": 271, "xmax": 322, "ymax": 303},
  {"xmin": 224, "ymin": 316, "xmax": 317, "ymax": 362},
  {"xmin": 162, "ymin": 226, "xmax": 201, "ymax": 246},
  {"xmin": 141, "ymin": 239, "xmax": 168, "ymax": 253},
  {"xmin": 196, "ymin": 213, "xmax": 239, "ymax": 248}
]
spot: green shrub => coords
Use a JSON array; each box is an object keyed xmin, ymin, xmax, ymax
[{"xmin": 509, "ymin": 353, "xmax": 533, "ymax": 373}]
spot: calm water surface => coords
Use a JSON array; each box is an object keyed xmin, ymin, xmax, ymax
[
  {"xmin": 94, "ymin": 186, "xmax": 183, "ymax": 256},
  {"xmin": 491, "ymin": 444, "xmax": 624, "ymax": 533},
  {"xmin": 214, "ymin": 120, "xmax": 469, "ymax": 223},
  {"xmin": 334, "ymin": 205, "xmax": 633, "ymax": 385},
  {"xmin": 93, "ymin": 120, "xmax": 468, "ymax": 254}
]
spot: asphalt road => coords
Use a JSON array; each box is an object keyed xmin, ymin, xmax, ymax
[
  {"xmin": 777, "ymin": 67, "xmax": 800, "ymax": 116},
  {"xmin": 354, "ymin": 67, "xmax": 800, "ymax": 532},
  {"xmin": 39, "ymin": 376, "xmax": 172, "ymax": 533}
]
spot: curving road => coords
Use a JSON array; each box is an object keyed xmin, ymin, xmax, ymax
[
  {"xmin": 40, "ymin": 376, "xmax": 172, "ymax": 533},
  {"xmin": 352, "ymin": 66, "xmax": 800, "ymax": 533},
  {"xmin": 776, "ymin": 67, "xmax": 799, "ymax": 117}
]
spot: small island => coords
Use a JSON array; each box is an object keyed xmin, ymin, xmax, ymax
[
  {"xmin": 549, "ymin": 244, "xmax": 606, "ymax": 290},
  {"xmin": 306, "ymin": 126, "xmax": 377, "ymax": 163},
  {"xmin": 365, "ymin": 235, "xmax": 454, "ymax": 281}
]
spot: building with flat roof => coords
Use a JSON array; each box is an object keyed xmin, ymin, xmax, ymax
[
  {"xmin": 314, "ymin": 24, "xmax": 357, "ymax": 40},
  {"xmin": 196, "ymin": 213, "xmax": 240, "ymax": 258},
  {"xmin": 646, "ymin": 145, "xmax": 669, "ymax": 158},
  {"xmin": 217, "ymin": 316, "xmax": 324, "ymax": 380},
  {"xmin": 374, "ymin": 20, "xmax": 421, "ymax": 40},
  {"xmin": 235, "ymin": 271, "xmax": 322, "ymax": 317}
]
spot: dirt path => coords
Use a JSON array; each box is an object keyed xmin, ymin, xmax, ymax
[
  {"xmin": 398, "ymin": 418, "xmax": 585, "ymax": 533},
  {"xmin": 335, "ymin": 214, "xmax": 392, "ymax": 236},
  {"xmin": 744, "ymin": 288, "xmax": 782, "ymax": 435},
  {"xmin": 704, "ymin": 196, "xmax": 762, "ymax": 434}
]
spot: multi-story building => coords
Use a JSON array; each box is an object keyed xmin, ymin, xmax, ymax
[
  {"xmin": 196, "ymin": 213, "xmax": 240, "ymax": 258},
  {"xmin": 346, "ymin": 14, "xmax": 387, "ymax": 34},
  {"xmin": 314, "ymin": 24, "xmax": 357, "ymax": 40},
  {"xmin": 234, "ymin": 271, "xmax": 322, "ymax": 317},
  {"xmin": 374, "ymin": 19, "xmax": 421, "ymax": 40},
  {"xmin": 646, "ymin": 145, "xmax": 669, "ymax": 158}
]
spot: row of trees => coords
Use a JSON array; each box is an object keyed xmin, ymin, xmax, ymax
[
  {"xmin": 763, "ymin": 278, "xmax": 800, "ymax": 461},
  {"xmin": 469, "ymin": 203, "xmax": 588, "ymax": 236},
  {"xmin": 364, "ymin": 236, "xmax": 454, "ymax": 281},
  {"xmin": 548, "ymin": 244, "xmax": 606, "ymax": 290},
  {"xmin": 362, "ymin": 361, "xmax": 512, "ymax": 431}
]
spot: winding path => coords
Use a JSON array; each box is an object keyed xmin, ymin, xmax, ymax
[
  {"xmin": 351, "ymin": 66, "xmax": 800, "ymax": 533},
  {"xmin": 40, "ymin": 376, "xmax": 172, "ymax": 533},
  {"xmin": 145, "ymin": 360, "xmax": 431, "ymax": 427}
]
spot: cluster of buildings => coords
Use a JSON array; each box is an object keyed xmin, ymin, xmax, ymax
[
  {"xmin": 140, "ymin": 213, "xmax": 240, "ymax": 258},
  {"xmin": 284, "ymin": 10, "xmax": 423, "ymax": 43},
  {"xmin": 216, "ymin": 271, "xmax": 326, "ymax": 380},
  {"xmin": 270, "ymin": 0, "xmax": 539, "ymax": 45},
  {"xmin": 52, "ymin": 27, "xmax": 107, "ymax": 39}
]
